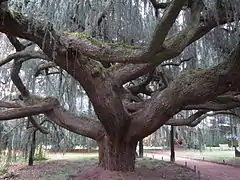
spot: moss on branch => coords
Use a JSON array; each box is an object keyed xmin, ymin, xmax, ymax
[{"xmin": 66, "ymin": 32, "xmax": 141, "ymax": 50}]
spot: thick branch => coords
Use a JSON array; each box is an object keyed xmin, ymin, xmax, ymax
[
  {"xmin": 7, "ymin": 35, "xmax": 25, "ymax": 51},
  {"xmin": 0, "ymin": 100, "xmax": 56, "ymax": 120},
  {"xmin": 128, "ymin": 70, "xmax": 155, "ymax": 96},
  {"xmin": 185, "ymin": 101, "xmax": 240, "ymax": 111},
  {"xmin": 165, "ymin": 110, "xmax": 207, "ymax": 126},
  {"xmin": 0, "ymin": 100, "xmax": 21, "ymax": 108},
  {"xmin": 148, "ymin": 0, "xmax": 187, "ymax": 55},
  {"xmin": 10, "ymin": 60, "xmax": 30, "ymax": 96},
  {"xmin": 127, "ymin": 41, "xmax": 240, "ymax": 141},
  {"xmin": 0, "ymin": 49, "xmax": 49, "ymax": 67},
  {"xmin": 46, "ymin": 105, "xmax": 105, "ymax": 141},
  {"xmin": 0, "ymin": 1, "xmax": 234, "ymax": 68}
]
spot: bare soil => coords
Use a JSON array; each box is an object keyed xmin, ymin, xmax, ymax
[{"xmin": 4, "ymin": 158, "xmax": 197, "ymax": 180}]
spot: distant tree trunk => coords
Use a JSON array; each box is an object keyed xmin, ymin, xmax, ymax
[
  {"xmin": 170, "ymin": 126, "xmax": 175, "ymax": 162},
  {"xmin": 28, "ymin": 130, "xmax": 37, "ymax": 166},
  {"xmin": 98, "ymin": 136, "xmax": 137, "ymax": 171},
  {"xmin": 138, "ymin": 139, "xmax": 143, "ymax": 158},
  {"xmin": 237, "ymin": 123, "xmax": 240, "ymax": 147}
]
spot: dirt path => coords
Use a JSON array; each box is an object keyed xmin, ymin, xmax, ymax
[{"xmin": 146, "ymin": 153, "xmax": 240, "ymax": 180}]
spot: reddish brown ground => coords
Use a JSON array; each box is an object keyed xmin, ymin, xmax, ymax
[
  {"xmin": 5, "ymin": 158, "xmax": 197, "ymax": 180},
  {"xmin": 4, "ymin": 151, "xmax": 240, "ymax": 180},
  {"xmin": 147, "ymin": 151, "xmax": 240, "ymax": 180},
  {"xmin": 72, "ymin": 163, "xmax": 197, "ymax": 180}
]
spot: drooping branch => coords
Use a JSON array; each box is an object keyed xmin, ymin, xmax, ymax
[
  {"xmin": 27, "ymin": 116, "xmax": 49, "ymax": 134},
  {"xmin": 34, "ymin": 62, "xmax": 59, "ymax": 77},
  {"xmin": 0, "ymin": 48, "xmax": 50, "ymax": 67},
  {"xmin": 4, "ymin": 34, "xmax": 106, "ymax": 140},
  {"xmin": 10, "ymin": 60, "xmax": 30, "ymax": 97},
  {"xmin": 46, "ymin": 105, "xmax": 105, "ymax": 141},
  {"xmin": 0, "ymin": 95, "xmax": 105, "ymax": 140}
]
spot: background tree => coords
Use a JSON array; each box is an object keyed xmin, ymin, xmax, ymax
[{"xmin": 0, "ymin": 0, "xmax": 240, "ymax": 172}]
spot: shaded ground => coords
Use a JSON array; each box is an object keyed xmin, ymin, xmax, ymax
[
  {"xmin": 6, "ymin": 159, "xmax": 97, "ymax": 180},
  {"xmin": 72, "ymin": 158, "xmax": 197, "ymax": 180},
  {"xmin": 147, "ymin": 151, "xmax": 240, "ymax": 180},
  {"xmin": 3, "ymin": 157, "xmax": 198, "ymax": 180}
]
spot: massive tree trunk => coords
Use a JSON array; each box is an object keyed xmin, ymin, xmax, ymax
[{"xmin": 98, "ymin": 136, "xmax": 137, "ymax": 171}]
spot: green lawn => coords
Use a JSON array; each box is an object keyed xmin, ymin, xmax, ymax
[
  {"xmin": 175, "ymin": 150, "xmax": 240, "ymax": 165},
  {"xmin": 47, "ymin": 152, "xmax": 98, "ymax": 161}
]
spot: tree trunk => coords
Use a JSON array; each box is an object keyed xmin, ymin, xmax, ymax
[
  {"xmin": 28, "ymin": 130, "xmax": 36, "ymax": 166},
  {"xmin": 138, "ymin": 139, "xmax": 143, "ymax": 158},
  {"xmin": 170, "ymin": 126, "xmax": 175, "ymax": 162},
  {"xmin": 98, "ymin": 136, "xmax": 137, "ymax": 171}
]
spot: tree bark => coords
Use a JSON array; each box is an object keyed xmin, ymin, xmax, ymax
[
  {"xmin": 170, "ymin": 126, "xmax": 175, "ymax": 162},
  {"xmin": 98, "ymin": 136, "xmax": 137, "ymax": 171},
  {"xmin": 28, "ymin": 130, "xmax": 36, "ymax": 166},
  {"xmin": 138, "ymin": 139, "xmax": 144, "ymax": 158}
]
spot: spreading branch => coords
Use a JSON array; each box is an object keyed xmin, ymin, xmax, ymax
[
  {"xmin": 0, "ymin": 100, "xmax": 56, "ymax": 120},
  {"xmin": 0, "ymin": 49, "xmax": 50, "ymax": 67},
  {"xmin": 0, "ymin": 100, "xmax": 21, "ymax": 108},
  {"xmin": 165, "ymin": 110, "xmax": 208, "ymax": 127},
  {"xmin": 27, "ymin": 116, "xmax": 49, "ymax": 134},
  {"xmin": 34, "ymin": 62, "xmax": 59, "ymax": 77},
  {"xmin": 127, "ymin": 41, "xmax": 240, "ymax": 141},
  {"xmin": 0, "ymin": 0, "xmax": 233, "ymax": 67},
  {"xmin": 148, "ymin": 0, "xmax": 187, "ymax": 55}
]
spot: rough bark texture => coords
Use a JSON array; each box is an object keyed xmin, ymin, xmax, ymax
[
  {"xmin": 28, "ymin": 130, "xmax": 36, "ymax": 166},
  {"xmin": 98, "ymin": 136, "xmax": 137, "ymax": 171},
  {"xmin": 170, "ymin": 126, "xmax": 175, "ymax": 162},
  {"xmin": 139, "ymin": 139, "xmax": 144, "ymax": 158}
]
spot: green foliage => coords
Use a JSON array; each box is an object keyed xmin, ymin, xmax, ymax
[
  {"xmin": 0, "ymin": 153, "xmax": 10, "ymax": 175},
  {"xmin": 9, "ymin": 9, "xmax": 24, "ymax": 20},
  {"xmin": 0, "ymin": 168, "xmax": 8, "ymax": 175},
  {"xmin": 67, "ymin": 32, "xmax": 104, "ymax": 47},
  {"xmin": 66, "ymin": 32, "xmax": 141, "ymax": 49},
  {"xmin": 34, "ymin": 146, "xmax": 48, "ymax": 161}
]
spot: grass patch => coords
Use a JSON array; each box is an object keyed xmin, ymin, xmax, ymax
[{"xmin": 47, "ymin": 152, "xmax": 98, "ymax": 161}]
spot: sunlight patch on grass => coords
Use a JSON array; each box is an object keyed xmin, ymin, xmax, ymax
[{"xmin": 47, "ymin": 153, "xmax": 98, "ymax": 161}]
